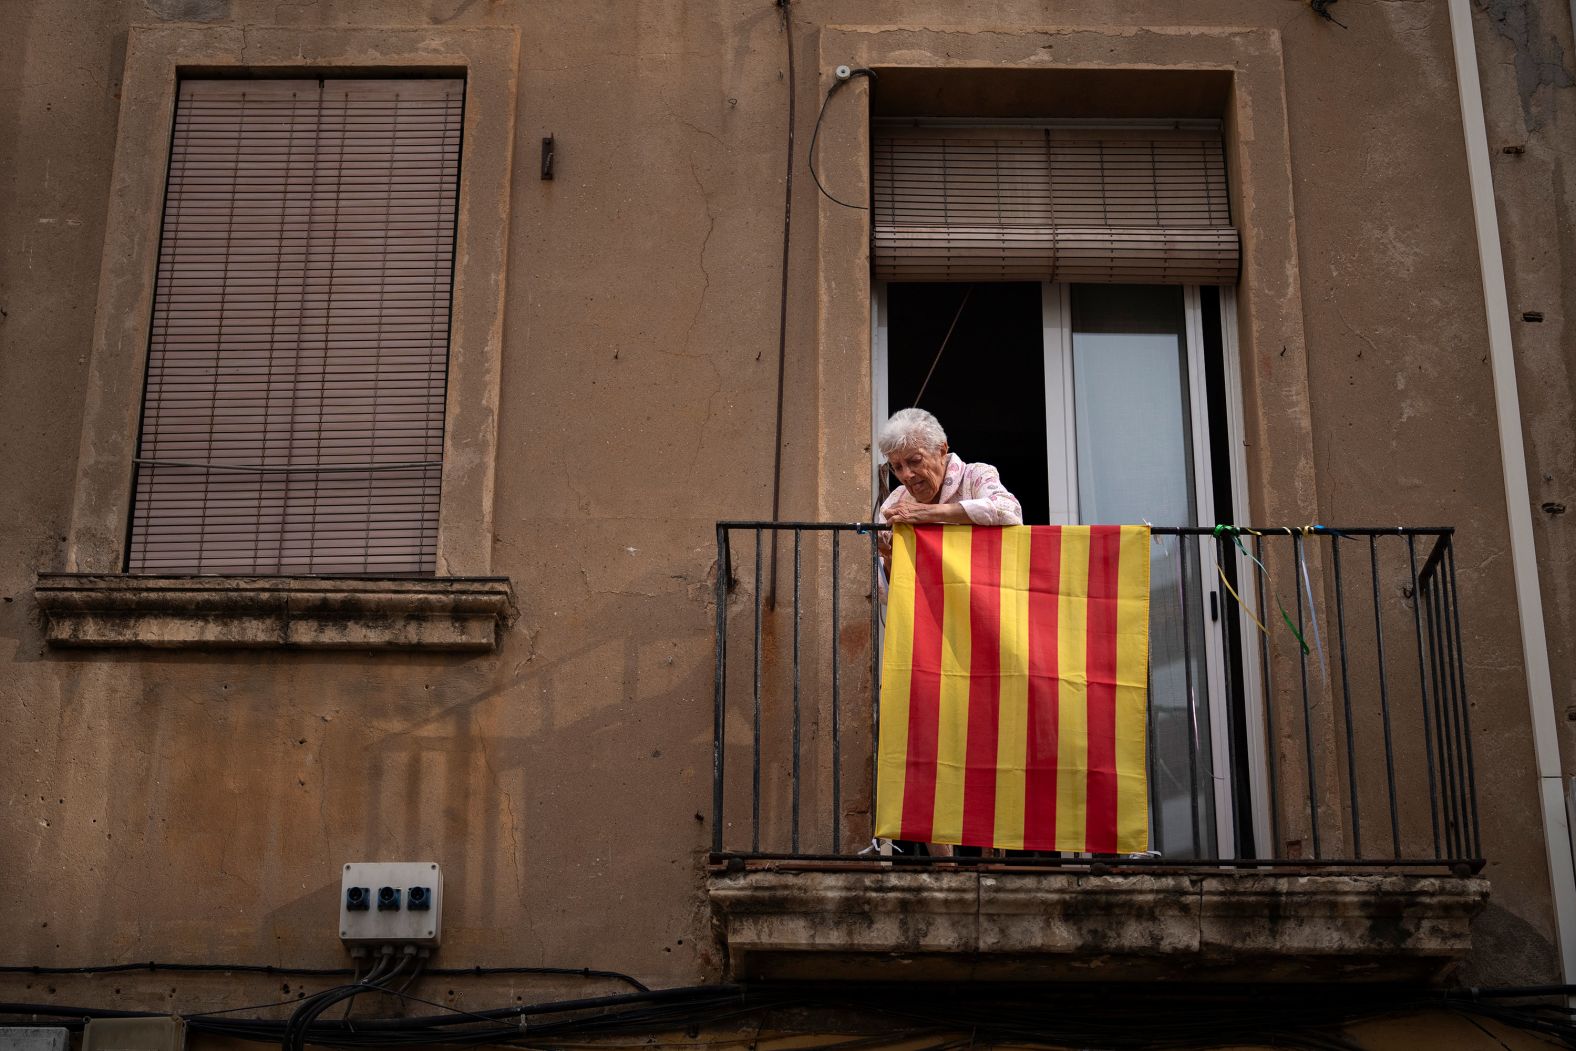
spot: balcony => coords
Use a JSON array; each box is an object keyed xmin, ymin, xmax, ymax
[{"xmin": 705, "ymin": 523, "xmax": 1488, "ymax": 983}]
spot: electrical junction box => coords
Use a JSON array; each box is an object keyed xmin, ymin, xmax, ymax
[{"xmin": 340, "ymin": 861, "xmax": 443, "ymax": 946}]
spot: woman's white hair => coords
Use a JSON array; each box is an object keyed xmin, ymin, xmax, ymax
[{"xmin": 878, "ymin": 408, "xmax": 948, "ymax": 457}]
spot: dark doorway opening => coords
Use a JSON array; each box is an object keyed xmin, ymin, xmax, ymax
[{"xmin": 884, "ymin": 282, "xmax": 1049, "ymax": 524}]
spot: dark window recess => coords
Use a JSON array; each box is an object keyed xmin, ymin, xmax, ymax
[
  {"xmin": 126, "ymin": 77, "xmax": 465, "ymax": 575},
  {"xmin": 1200, "ymin": 285, "xmax": 1255, "ymax": 857},
  {"xmin": 885, "ymin": 282, "xmax": 1050, "ymax": 524}
]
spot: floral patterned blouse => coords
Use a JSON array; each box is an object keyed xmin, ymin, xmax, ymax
[{"xmin": 879, "ymin": 453, "xmax": 1024, "ymax": 526}]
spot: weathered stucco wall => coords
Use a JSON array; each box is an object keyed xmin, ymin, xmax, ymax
[
  {"xmin": 1471, "ymin": 0, "xmax": 1576, "ymax": 777},
  {"xmin": 0, "ymin": 0, "xmax": 1572, "ymax": 1024}
]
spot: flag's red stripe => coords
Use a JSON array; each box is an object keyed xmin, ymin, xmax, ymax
[
  {"xmin": 961, "ymin": 528, "xmax": 1003, "ymax": 847},
  {"xmin": 1022, "ymin": 527, "xmax": 1062, "ymax": 850},
  {"xmin": 1084, "ymin": 525, "xmax": 1122, "ymax": 853},
  {"xmin": 901, "ymin": 525, "xmax": 946, "ymax": 842}
]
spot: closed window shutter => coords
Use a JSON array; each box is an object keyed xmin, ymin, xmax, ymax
[
  {"xmin": 872, "ymin": 123, "xmax": 1239, "ymax": 285},
  {"xmin": 128, "ymin": 77, "xmax": 464, "ymax": 575}
]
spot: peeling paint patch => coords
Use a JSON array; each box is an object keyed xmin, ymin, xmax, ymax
[{"xmin": 1475, "ymin": 0, "xmax": 1575, "ymax": 130}]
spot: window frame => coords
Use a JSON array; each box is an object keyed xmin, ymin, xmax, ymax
[
  {"xmin": 873, "ymin": 279, "xmax": 1271, "ymax": 855},
  {"xmin": 64, "ymin": 25, "xmax": 519, "ymax": 580}
]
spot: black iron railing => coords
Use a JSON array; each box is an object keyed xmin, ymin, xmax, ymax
[{"xmin": 711, "ymin": 522, "xmax": 1481, "ymax": 873}]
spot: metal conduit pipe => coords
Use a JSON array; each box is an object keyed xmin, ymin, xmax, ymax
[{"xmin": 1447, "ymin": 0, "xmax": 1576, "ymax": 983}]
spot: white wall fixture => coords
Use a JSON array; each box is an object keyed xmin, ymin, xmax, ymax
[{"xmin": 340, "ymin": 861, "xmax": 444, "ymax": 947}]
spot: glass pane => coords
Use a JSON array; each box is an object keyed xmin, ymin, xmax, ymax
[
  {"xmin": 1070, "ymin": 284, "xmax": 1216, "ymax": 858},
  {"xmin": 1070, "ymin": 285, "xmax": 1194, "ymax": 524}
]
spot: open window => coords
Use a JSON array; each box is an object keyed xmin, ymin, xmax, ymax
[{"xmin": 870, "ymin": 120, "xmax": 1267, "ymax": 858}]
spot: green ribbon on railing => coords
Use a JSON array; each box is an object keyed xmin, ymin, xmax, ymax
[{"xmin": 1210, "ymin": 524, "xmax": 1311, "ymax": 657}]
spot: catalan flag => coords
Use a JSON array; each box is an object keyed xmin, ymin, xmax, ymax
[{"xmin": 876, "ymin": 524, "xmax": 1151, "ymax": 853}]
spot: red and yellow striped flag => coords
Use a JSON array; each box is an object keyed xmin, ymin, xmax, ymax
[{"xmin": 876, "ymin": 524, "xmax": 1151, "ymax": 853}]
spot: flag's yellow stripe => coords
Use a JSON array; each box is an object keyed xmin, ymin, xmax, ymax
[
  {"xmin": 1056, "ymin": 526, "xmax": 1090, "ymax": 851},
  {"xmin": 930, "ymin": 526, "xmax": 974, "ymax": 844},
  {"xmin": 1115, "ymin": 525, "xmax": 1152, "ymax": 853},
  {"xmin": 994, "ymin": 525, "xmax": 1032, "ymax": 850},
  {"xmin": 874, "ymin": 526, "xmax": 917, "ymax": 840}
]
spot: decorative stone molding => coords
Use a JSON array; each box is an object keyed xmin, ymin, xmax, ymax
[
  {"xmin": 34, "ymin": 574, "xmax": 516, "ymax": 651},
  {"xmin": 708, "ymin": 866, "xmax": 1489, "ymax": 982}
]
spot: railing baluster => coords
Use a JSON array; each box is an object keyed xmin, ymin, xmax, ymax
[
  {"xmin": 1422, "ymin": 565, "xmax": 1455, "ymax": 857},
  {"xmin": 1254, "ymin": 533, "xmax": 1281, "ymax": 858},
  {"xmin": 712, "ymin": 525, "xmax": 728, "ymax": 854},
  {"xmin": 1177, "ymin": 536, "xmax": 1202, "ymax": 856},
  {"xmin": 1331, "ymin": 536, "xmax": 1361, "ymax": 859},
  {"xmin": 1147, "ymin": 657, "xmax": 1163, "ymax": 853},
  {"xmin": 752, "ymin": 527, "xmax": 763, "ymax": 854},
  {"xmin": 1425, "ymin": 545, "xmax": 1467, "ymax": 860},
  {"xmin": 1370, "ymin": 535, "xmax": 1401, "ymax": 860},
  {"xmin": 1440, "ymin": 568, "xmax": 1466, "ymax": 858},
  {"xmin": 870, "ymin": 527, "xmax": 882, "ymax": 846},
  {"xmin": 831, "ymin": 529, "xmax": 842, "ymax": 855},
  {"xmin": 1214, "ymin": 532, "xmax": 1241, "ymax": 859},
  {"xmin": 792, "ymin": 529, "xmax": 802, "ymax": 855},
  {"xmin": 1406, "ymin": 535, "xmax": 1443, "ymax": 859},
  {"xmin": 1444, "ymin": 539, "xmax": 1482, "ymax": 858},
  {"xmin": 1293, "ymin": 530, "xmax": 1320, "ymax": 858}
]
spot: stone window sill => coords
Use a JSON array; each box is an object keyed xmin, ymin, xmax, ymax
[{"xmin": 34, "ymin": 574, "xmax": 516, "ymax": 651}]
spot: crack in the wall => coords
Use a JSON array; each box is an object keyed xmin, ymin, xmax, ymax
[
  {"xmin": 1332, "ymin": 302, "xmax": 1381, "ymax": 362},
  {"xmin": 1476, "ymin": 0, "xmax": 1575, "ymax": 130},
  {"xmin": 476, "ymin": 721, "xmax": 525, "ymax": 900},
  {"xmin": 684, "ymin": 154, "xmax": 717, "ymax": 354}
]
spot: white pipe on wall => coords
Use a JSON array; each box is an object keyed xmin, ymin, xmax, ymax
[{"xmin": 1447, "ymin": 0, "xmax": 1576, "ymax": 983}]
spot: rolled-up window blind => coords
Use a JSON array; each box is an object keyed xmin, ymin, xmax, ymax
[
  {"xmin": 872, "ymin": 123, "xmax": 1238, "ymax": 285},
  {"xmin": 128, "ymin": 77, "xmax": 464, "ymax": 575}
]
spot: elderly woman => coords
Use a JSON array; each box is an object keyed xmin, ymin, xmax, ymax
[
  {"xmin": 877, "ymin": 408, "xmax": 1022, "ymax": 860},
  {"xmin": 878, "ymin": 408, "xmax": 1023, "ymax": 527}
]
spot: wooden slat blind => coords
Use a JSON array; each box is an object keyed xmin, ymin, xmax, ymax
[
  {"xmin": 128, "ymin": 77, "xmax": 464, "ymax": 575},
  {"xmin": 872, "ymin": 124, "xmax": 1239, "ymax": 284}
]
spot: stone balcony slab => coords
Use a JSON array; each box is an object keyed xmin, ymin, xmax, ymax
[
  {"xmin": 34, "ymin": 573, "xmax": 516, "ymax": 651},
  {"xmin": 707, "ymin": 864, "xmax": 1488, "ymax": 982}
]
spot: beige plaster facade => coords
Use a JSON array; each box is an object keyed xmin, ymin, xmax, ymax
[{"xmin": 2, "ymin": 0, "xmax": 1575, "ymax": 1046}]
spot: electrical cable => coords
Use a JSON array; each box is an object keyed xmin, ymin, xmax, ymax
[
  {"xmin": 765, "ymin": 0, "xmax": 796, "ymax": 609},
  {"xmin": 808, "ymin": 68, "xmax": 878, "ymax": 210},
  {"xmin": 6, "ymin": 984, "xmax": 1576, "ymax": 1049},
  {"xmin": 394, "ymin": 952, "xmax": 427, "ymax": 995},
  {"xmin": 360, "ymin": 952, "xmax": 395, "ymax": 988},
  {"xmin": 432, "ymin": 966, "xmax": 647, "ymax": 991},
  {"xmin": 341, "ymin": 954, "xmax": 365, "ymax": 1021},
  {"xmin": 0, "ymin": 961, "xmax": 647, "ymax": 991},
  {"xmin": 0, "ymin": 963, "xmax": 356, "ymax": 977},
  {"xmin": 910, "ymin": 284, "xmax": 974, "ymax": 410}
]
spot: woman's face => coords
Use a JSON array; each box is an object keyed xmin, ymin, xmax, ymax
[{"xmin": 887, "ymin": 443, "xmax": 950, "ymax": 504}]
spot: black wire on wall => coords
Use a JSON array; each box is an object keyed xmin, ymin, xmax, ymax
[
  {"xmin": 766, "ymin": 0, "xmax": 796, "ymax": 607},
  {"xmin": 0, "ymin": 962, "xmax": 646, "ymax": 992},
  {"xmin": 3, "ymin": 984, "xmax": 1576, "ymax": 1050}
]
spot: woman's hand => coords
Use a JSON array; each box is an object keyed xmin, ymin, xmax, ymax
[{"xmin": 882, "ymin": 501, "xmax": 970, "ymax": 525}]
